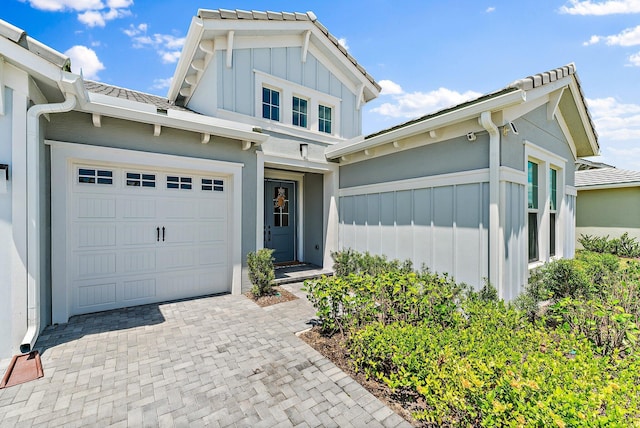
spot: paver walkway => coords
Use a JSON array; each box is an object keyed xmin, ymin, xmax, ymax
[{"xmin": 0, "ymin": 283, "xmax": 410, "ymax": 427}]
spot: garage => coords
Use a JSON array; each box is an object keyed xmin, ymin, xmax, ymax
[{"xmin": 50, "ymin": 141, "xmax": 244, "ymax": 323}]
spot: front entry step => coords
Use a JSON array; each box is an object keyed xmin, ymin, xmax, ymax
[{"xmin": 274, "ymin": 264, "xmax": 333, "ymax": 285}]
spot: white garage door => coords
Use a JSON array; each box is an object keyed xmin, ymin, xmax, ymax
[{"xmin": 69, "ymin": 162, "xmax": 230, "ymax": 316}]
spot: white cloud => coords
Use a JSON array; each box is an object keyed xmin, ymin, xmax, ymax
[
  {"xmin": 486, "ymin": 6, "xmax": 496, "ymax": 13},
  {"xmin": 379, "ymin": 79, "xmax": 404, "ymax": 95},
  {"xmin": 21, "ymin": 0, "xmax": 132, "ymax": 27},
  {"xmin": 123, "ymin": 24, "xmax": 185, "ymax": 64},
  {"xmin": 629, "ymin": 51, "xmax": 640, "ymax": 65},
  {"xmin": 22, "ymin": 0, "xmax": 104, "ymax": 11},
  {"xmin": 64, "ymin": 45, "xmax": 104, "ymax": 79},
  {"xmin": 151, "ymin": 77, "xmax": 172, "ymax": 90},
  {"xmin": 337, "ymin": 37, "xmax": 349, "ymax": 51},
  {"xmin": 371, "ymin": 86, "xmax": 483, "ymax": 119},
  {"xmin": 560, "ymin": 0, "xmax": 640, "ymax": 15}
]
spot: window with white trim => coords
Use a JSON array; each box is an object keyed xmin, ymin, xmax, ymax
[
  {"xmin": 292, "ymin": 96, "xmax": 308, "ymax": 128},
  {"xmin": 262, "ymin": 87, "xmax": 280, "ymax": 121},
  {"xmin": 528, "ymin": 161, "xmax": 539, "ymax": 262},
  {"xmin": 318, "ymin": 104, "xmax": 332, "ymax": 134},
  {"xmin": 549, "ymin": 168, "xmax": 558, "ymax": 257}
]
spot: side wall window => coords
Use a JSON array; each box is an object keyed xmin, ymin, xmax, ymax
[
  {"xmin": 262, "ymin": 87, "xmax": 280, "ymax": 121},
  {"xmin": 527, "ymin": 161, "xmax": 539, "ymax": 262}
]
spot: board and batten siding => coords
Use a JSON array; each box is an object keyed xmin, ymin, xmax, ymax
[
  {"xmin": 188, "ymin": 47, "xmax": 360, "ymax": 138},
  {"xmin": 502, "ymin": 182, "xmax": 527, "ymax": 301},
  {"xmin": 339, "ymin": 175, "xmax": 489, "ymax": 289}
]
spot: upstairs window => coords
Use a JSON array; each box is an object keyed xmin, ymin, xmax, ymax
[
  {"xmin": 262, "ymin": 87, "xmax": 280, "ymax": 121},
  {"xmin": 292, "ymin": 96, "xmax": 308, "ymax": 128},
  {"xmin": 318, "ymin": 105, "xmax": 332, "ymax": 134}
]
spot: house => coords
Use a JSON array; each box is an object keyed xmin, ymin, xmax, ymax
[
  {"xmin": 575, "ymin": 166, "xmax": 640, "ymax": 243},
  {"xmin": 0, "ymin": 9, "xmax": 598, "ymax": 359}
]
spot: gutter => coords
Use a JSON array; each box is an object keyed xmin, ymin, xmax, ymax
[
  {"xmin": 479, "ymin": 111, "xmax": 501, "ymax": 296},
  {"xmin": 21, "ymin": 92, "xmax": 77, "ymax": 353}
]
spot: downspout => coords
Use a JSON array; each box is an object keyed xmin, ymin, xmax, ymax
[
  {"xmin": 479, "ymin": 111, "xmax": 500, "ymax": 295},
  {"xmin": 21, "ymin": 92, "xmax": 77, "ymax": 353}
]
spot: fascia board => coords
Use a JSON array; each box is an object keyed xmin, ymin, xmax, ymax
[
  {"xmin": 80, "ymin": 99, "xmax": 268, "ymax": 144},
  {"xmin": 577, "ymin": 182, "xmax": 640, "ymax": 191},
  {"xmin": 0, "ymin": 35, "xmax": 62, "ymax": 85},
  {"xmin": 568, "ymin": 78, "xmax": 599, "ymax": 156},
  {"xmin": 167, "ymin": 16, "xmax": 204, "ymax": 101},
  {"xmin": 326, "ymin": 89, "xmax": 526, "ymax": 159}
]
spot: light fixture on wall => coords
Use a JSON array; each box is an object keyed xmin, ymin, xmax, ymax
[
  {"xmin": 300, "ymin": 143, "xmax": 309, "ymax": 160},
  {"xmin": 503, "ymin": 121, "xmax": 519, "ymax": 136},
  {"xmin": 466, "ymin": 132, "xmax": 477, "ymax": 142}
]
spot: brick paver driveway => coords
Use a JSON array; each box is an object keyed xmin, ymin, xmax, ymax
[{"xmin": 0, "ymin": 284, "xmax": 410, "ymax": 427}]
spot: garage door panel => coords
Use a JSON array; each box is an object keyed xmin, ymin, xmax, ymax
[
  {"xmin": 157, "ymin": 247, "xmax": 198, "ymax": 270},
  {"xmin": 76, "ymin": 197, "xmax": 116, "ymax": 218},
  {"xmin": 199, "ymin": 199, "xmax": 227, "ymax": 219},
  {"xmin": 123, "ymin": 278, "xmax": 156, "ymax": 301},
  {"xmin": 198, "ymin": 269, "xmax": 228, "ymax": 294},
  {"xmin": 76, "ymin": 252, "xmax": 117, "ymax": 278},
  {"xmin": 198, "ymin": 243, "xmax": 228, "ymax": 266},
  {"xmin": 198, "ymin": 221, "xmax": 226, "ymax": 243},
  {"xmin": 123, "ymin": 250, "xmax": 156, "ymax": 273},
  {"xmin": 163, "ymin": 199, "xmax": 197, "ymax": 219},
  {"xmin": 121, "ymin": 225, "xmax": 158, "ymax": 246},
  {"xmin": 164, "ymin": 223, "xmax": 197, "ymax": 244},
  {"xmin": 121, "ymin": 198, "xmax": 157, "ymax": 218},
  {"xmin": 77, "ymin": 282, "xmax": 117, "ymax": 308},
  {"xmin": 77, "ymin": 224, "xmax": 117, "ymax": 248}
]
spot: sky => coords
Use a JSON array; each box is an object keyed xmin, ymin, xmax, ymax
[{"xmin": 3, "ymin": 0, "xmax": 640, "ymax": 170}]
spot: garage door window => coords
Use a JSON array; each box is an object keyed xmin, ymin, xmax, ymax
[
  {"xmin": 78, "ymin": 168, "xmax": 113, "ymax": 185},
  {"xmin": 167, "ymin": 176, "xmax": 192, "ymax": 190},
  {"xmin": 126, "ymin": 172, "xmax": 156, "ymax": 188},
  {"xmin": 202, "ymin": 178, "xmax": 224, "ymax": 192}
]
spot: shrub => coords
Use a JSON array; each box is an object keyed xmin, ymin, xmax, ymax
[
  {"xmin": 247, "ymin": 248, "xmax": 275, "ymax": 297},
  {"xmin": 303, "ymin": 269, "xmax": 463, "ymax": 335},
  {"xmin": 331, "ymin": 249, "xmax": 412, "ymax": 277},
  {"xmin": 541, "ymin": 258, "xmax": 591, "ymax": 299},
  {"xmin": 348, "ymin": 305, "xmax": 640, "ymax": 426},
  {"xmin": 579, "ymin": 233, "xmax": 640, "ymax": 258}
]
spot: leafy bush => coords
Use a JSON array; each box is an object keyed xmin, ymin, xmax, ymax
[
  {"xmin": 579, "ymin": 233, "xmax": 640, "ymax": 258},
  {"xmin": 331, "ymin": 249, "xmax": 412, "ymax": 277},
  {"xmin": 303, "ymin": 270, "xmax": 464, "ymax": 335},
  {"xmin": 349, "ymin": 302, "xmax": 640, "ymax": 426},
  {"xmin": 247, "ymin": 248, "xmax": 275, "ymax": 297}
]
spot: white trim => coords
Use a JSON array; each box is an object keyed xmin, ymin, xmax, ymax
[
  {"xmin": 254, "ymin": 70, "xmax": 342, "ymax": 137},
  {"xmin": 499, "ymin": 166, "xmax": 527, "ymax": 185},
  {"xmin": 523, "ymin": 140, "xmax": 568, "ymax": 166},
  {"xmin": 256, "ymin": 151, "xmax": 264, "ymax": 251},
  {"xmin": 555, "ymin": 111, "xmax": 578, "ymax": 160},
  {"xmin": 48, "ymin": 140, "xmax": 244, "ymax": 324},
  {"xmin": 0, "ymin": 56, "xmax": 5, "ymax": 116},
  {"xmin": 339, "ymin": 169, "xmax": 490, "ymax": 197},
  {"xmin": 576, "ymin": 182, "xmax": 640, "ymax": 191},
  {"xmin": 565, "ymin": 185, "xmax": 577, "ymax": 196},
  {"xmin": 264, "ymin": 169, "xmax": 305, "ymax": 263},
  {"xmin": 568, "ymin": 78, "xmax": 599, "ymax": 156},
  {"xmin": 326, "ymin": 90, "xmax": 527, "ymax": 159},
  {"xmin": 262, "ymin": 154, "xmax": 336, "ymax": 173}
]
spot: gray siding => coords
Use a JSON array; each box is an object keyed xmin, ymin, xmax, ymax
[
  {"xmin": 0, "ymin": 88, "xmax": 13, "ymax": 357},
  {"xmin": 340, "ymin": 135, "xmax": 490, "ymax": 188},
  {"xmin": 502, "ymin": 182, "xmax": 527, "ymax": 301},
  {"xmin": 339, "ymin": 182, "xmax": 489, "ymax": 289},
  {"xmin": 44, "ymin": 110, "xmax": 258, "ymax": 276},
  {"xmin": 189, "ymin": 48, "xmax": 360, "ymax": 138},
  {"xmin": 303, "ymin": 173, "xmax": 324, "ymax": 266},
  {"xmin": 501, "ymin": 105, "xmax": 576, "ymax": 186},
  {"xmin": 565, "ymin": 194, "xmax": 576, "ymax": 257}
]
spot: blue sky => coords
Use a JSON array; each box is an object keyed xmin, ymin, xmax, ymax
[{"xmin": 3, "ymin": 0, "xmax": 640, "ymax": 169}]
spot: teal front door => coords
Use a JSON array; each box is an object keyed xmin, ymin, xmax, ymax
[{"xmin": 265, "ymin": 180, "xmax": 296, "ymax": 263}]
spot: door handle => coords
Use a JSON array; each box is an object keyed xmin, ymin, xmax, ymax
[
  {"xmin": 162, "ymin": 226, "xmax": 165, "ymax": 242},
  {"xmin": 156, "ymin": 227, "xmax": 160, "ymax": 242}
]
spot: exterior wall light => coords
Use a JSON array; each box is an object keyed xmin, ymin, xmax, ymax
[{"xmin": 300, "ymin": 143, "xmax": 308, "ymax": 160}]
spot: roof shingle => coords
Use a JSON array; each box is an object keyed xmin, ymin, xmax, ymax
[
  {"xmin": 84, "ymin": 80, "xmax": 193, "ymax": 112},
  {"xmin": 575, "ymin": 167, "xmax": 640, "ymax": 188}
]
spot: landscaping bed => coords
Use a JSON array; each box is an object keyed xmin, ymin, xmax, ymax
[{"xmin": 301, "ymin": 250, "xmax": 640, "ymax": 427}]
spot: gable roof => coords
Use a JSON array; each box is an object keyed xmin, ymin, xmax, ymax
[
  {"xmin": 84, "ymin": 80, "xmax": 192, "ymax": 112},
  {"xmin": 168, "ymin": 9, "xmax": 381, "ymax": 106},
  {"xmin": 327, "ymin": 63, "xmax": 599, "ymax": 161},
  {"xmin": 575, "ymin": 167, "xmax": 640, "ymax": 189},
  {"xmin": 197, "ymin": 9, "xmax": 379, "ymax": 91},
  {"xmin": 0, "ymin": 18, "xmax": 70, "ymax": 71}
]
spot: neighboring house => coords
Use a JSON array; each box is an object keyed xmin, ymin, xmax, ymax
[
  {"xmin": 0, "ymin": 9, "xmax": 598, "ymax": 359},
  {"xmin": 575, "ymin": 167, "xmax": 640, "ymax": 242}
]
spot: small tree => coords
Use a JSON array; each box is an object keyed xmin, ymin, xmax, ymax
[{"xmin": 247, "ymin": 248, "xmax": 275, "ymax": 297}]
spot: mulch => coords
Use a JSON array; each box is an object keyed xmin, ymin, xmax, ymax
[
  {"xmin": 299, "ymin": 328, "xmax": 425, "ymax": 426},
  {"xmin": 245, "ymin": 286, "xmax": 299, "ymax": 307}
]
